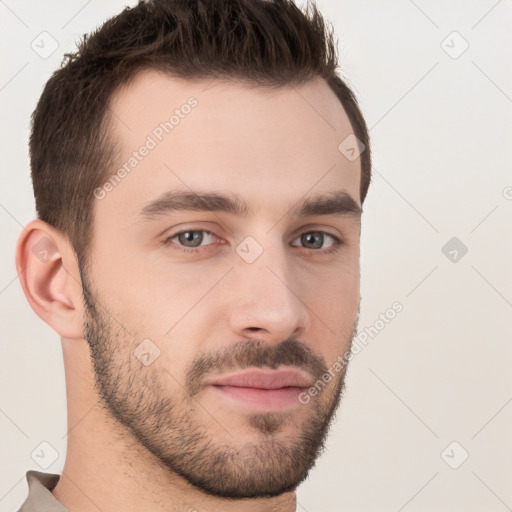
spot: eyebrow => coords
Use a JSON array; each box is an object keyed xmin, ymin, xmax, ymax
[{"xmin": 138, "ymin": 189, "xmax": 362, "ymax": 221}]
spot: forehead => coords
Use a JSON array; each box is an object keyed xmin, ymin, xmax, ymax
[{"xmin": 100, "ymin": 70, "xmax": 361, "ymax": 224}]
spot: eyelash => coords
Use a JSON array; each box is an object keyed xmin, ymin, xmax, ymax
[{"xmin": 162, "ymin": 229, "xmax": 344, "ymax": 255}]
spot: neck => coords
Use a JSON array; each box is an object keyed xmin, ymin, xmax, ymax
[{"xmin": 51, "ymin": 339, "xmax": 297, "ymax": 512}]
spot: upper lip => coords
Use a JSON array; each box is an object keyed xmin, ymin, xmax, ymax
[{"xmin": 207, "ymin": 368, "xmax": 313, "ymax": 390}]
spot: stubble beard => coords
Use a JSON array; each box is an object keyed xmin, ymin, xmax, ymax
[{"xmin": 80, "ymin": 267, "xmax": 356, "ymax": 499}]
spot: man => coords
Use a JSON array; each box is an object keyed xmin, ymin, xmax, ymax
[{"xmin": 15, "ymin": 0, "xmax": 371, "ymax": 510}]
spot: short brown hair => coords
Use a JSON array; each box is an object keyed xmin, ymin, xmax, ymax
[{"xmin": 30, "ymin": 0, "xmax": 372, "ymax": 271}]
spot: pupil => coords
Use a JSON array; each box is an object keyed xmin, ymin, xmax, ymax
[
  {"xmin": 303, "ymin": 232, "xmax": 322, "ymax": 249},
  {"xmin": 181, "ymin": 231, "xmax": 202, "ymax": 247}
]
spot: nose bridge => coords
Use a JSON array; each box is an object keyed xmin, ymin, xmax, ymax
[{"xmin": 228, "ymin": 234, "xmax": 310, "ymax": 337}]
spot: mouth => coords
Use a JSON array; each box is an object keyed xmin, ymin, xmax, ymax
[{"xmin": 206, "ymin": 367, "xmax": 313, "ymax": 411}]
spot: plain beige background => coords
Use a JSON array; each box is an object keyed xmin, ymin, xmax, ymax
[{"xmin": 1, "ymin": 1, "xmax": 511, "ymax": 510}]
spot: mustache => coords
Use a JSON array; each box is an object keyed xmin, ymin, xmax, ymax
[{"xmin": 185, "ymin": 338, "xmax": 328, "ymax": 397}]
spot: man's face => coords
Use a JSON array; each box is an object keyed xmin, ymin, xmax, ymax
[{"xmin": 82, "ymin": 71, "xmax": 362, "ymax": 498}]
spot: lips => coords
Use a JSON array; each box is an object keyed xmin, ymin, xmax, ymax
[
  {"xmin": 207, "ymin": 368, "xmax": 313, "ymax": 390},
  {"xmin": 206, "ymin": 368, "xmax": 314, "ymax": 411}
]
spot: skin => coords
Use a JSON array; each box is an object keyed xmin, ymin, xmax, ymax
[{"xmin": 16, "ymin": 70, "xmax": 362, "ymax": 512}]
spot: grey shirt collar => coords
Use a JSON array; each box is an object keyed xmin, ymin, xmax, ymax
[{"xmin": 18, "ymin": 470, "xmax": 69, "ymax": 512}]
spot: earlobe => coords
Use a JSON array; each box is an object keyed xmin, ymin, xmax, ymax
[{"xmin": 15, "ymin": 220, "xmax": 85, "ymax": 340}]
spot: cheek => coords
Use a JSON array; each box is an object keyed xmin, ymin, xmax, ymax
[
  {"xmin": 92, "ymin": 244, "xmax": 199, "ymax": 325},
  {"xmin": 308, "ymin": 265, "xmax": 360, "ymax": 350},
  {"xmin": 316, "ymin": 289, "xmax": 358, "ymax": 336},
  {"xmin": 306, "ymin": 254, "xmax": 360, "ymax": 309}
]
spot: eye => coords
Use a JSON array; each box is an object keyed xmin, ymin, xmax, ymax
[
  {"xmin": 163, "ymin": 229, "xmax": 221, "ymax": 253},
  {"xmin": 291, "ymin": 231, "xmax": 342, "ymax": 253}
]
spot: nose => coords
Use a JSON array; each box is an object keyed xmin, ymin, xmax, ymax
[{"xmin": 227, "ymin": 239, "xmax": 311, "ymax": 343}]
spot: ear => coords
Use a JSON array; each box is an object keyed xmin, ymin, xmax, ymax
[{"xmin": 15, "ymin": 219, "xmax": 85, "ymax": 339}]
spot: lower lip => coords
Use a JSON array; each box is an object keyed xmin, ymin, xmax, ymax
[{"xmin": 209, "ymin": 385, "xmax": 306, "ymax": 411}]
